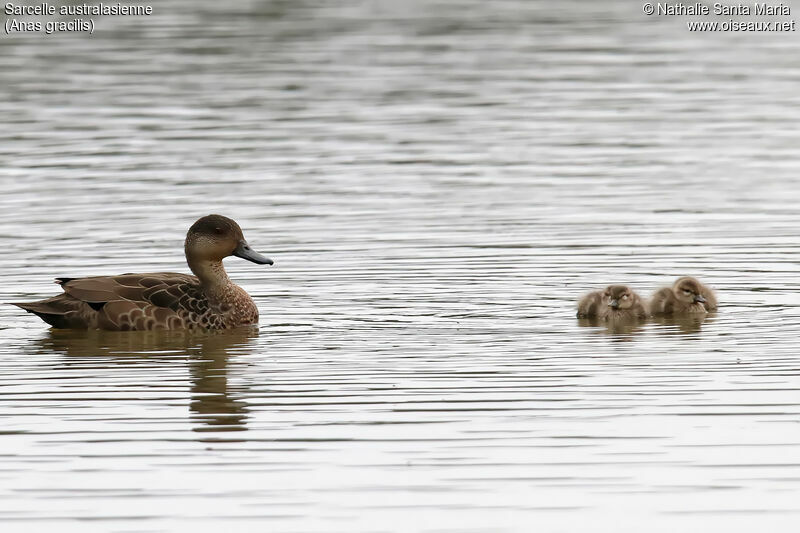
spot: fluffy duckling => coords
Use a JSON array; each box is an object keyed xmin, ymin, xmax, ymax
[
  {"xmin": 576, "ymin": 285, "xmax": 647, "ymax": 321},
  {"xmin": 649, "ymin": 276, "xmax": 717, "ymax": 316}
]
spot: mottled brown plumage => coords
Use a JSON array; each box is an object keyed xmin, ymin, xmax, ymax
[
  {"xmin": 13, "ymin": 215, "xmax": 273, "ymax": 331},
  {"xmin": 649, "ymin": 276, "xmax": 717, "ymax": 316},
  {"xmin": 577, "ymin": 285, "xmax": 647, "ymax": 321}
]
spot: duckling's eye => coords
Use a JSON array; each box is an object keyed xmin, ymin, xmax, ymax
[
  {"xmin": 682, "ymin": 289, "xmax": 691, "ymax": 295},
  {"xmin": 622, "ymin": 295, "xmax": 629, "ymax": 300},
  {"xmin": 213, "ymin": 227, "xmax": 224, "ymax": 235}
]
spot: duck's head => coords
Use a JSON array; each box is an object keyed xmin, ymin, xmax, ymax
[
  {"xmin": 603, "ymin": 285, "xmax": 637, "ymax": 310},
  {"xmin": 185, "ymin": 214, "xmax": 273, "ymax": 265},
  {"xmin": 672, "ymin": 276, "xmax": 706, "ymax": 304}
]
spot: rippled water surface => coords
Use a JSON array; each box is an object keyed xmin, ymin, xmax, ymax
[{"xmin": 2, "ymin": 1, "xmax": 800, "ymax": 531}]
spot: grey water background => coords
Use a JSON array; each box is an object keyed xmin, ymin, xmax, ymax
[{"xmin": 1, "ymin": 0, "xmax": 800, "ymax": 531}]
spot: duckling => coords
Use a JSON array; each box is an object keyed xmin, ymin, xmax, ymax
[
  {"xmin": 649, "ymin": 276, "xmax": 717, "ymax": 316},
  {"xmin": 576, "ymin": 285, "xmax": 647, "ymax": 321}
]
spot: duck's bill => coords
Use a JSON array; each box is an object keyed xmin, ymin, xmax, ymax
[
  {"xmin": 233, "ymin": 241, "xmax": 273, "ymax": 265},
  {"xmin": 694, "ymin": 295, "xmax": 707, "ymax": 303}
]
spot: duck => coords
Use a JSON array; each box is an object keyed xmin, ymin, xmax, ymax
[
  {"xmin": 648, "ymin": 276, "xmax": 717, "ymax": 316},
  {"xmin": 576, "ymin": 285, "xmax": 647, "ymax": 321},
  {"xmin": 13, "ymin": 214, "xmax": 273, "ymax": 331}
]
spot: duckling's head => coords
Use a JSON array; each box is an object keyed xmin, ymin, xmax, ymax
[
  {"xmin": 185, "ymin": 214, "xmax": 273, "ymax": 265},
  {"xmin": 603, "ymin": 285, "xmax": 637, "ymax": 310},
  {"xmin": 672, "ymin": 276, "xmax": 706, "ymax": 305}
]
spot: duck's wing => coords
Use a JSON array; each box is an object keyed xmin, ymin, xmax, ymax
[
  {"xmin": 15, "ymin": 273, "xmax": 202, "ymax": 330},
  {"xmin": 57, "ymin": 272, "xmax": 196, "ymax": 304},
  {"xmin": 700, "ymin": 284, "xmax": 718, "ymax": 311},
  {"xmin": 632, "ymin": 294, "xmax": 649, "ymax": 319},
  {"xmin": 648, "ymin": 287, "xmax": 673, "ymax": 315},
  {"xmin": 577, "ymin": 290, "xmax": 604, "ymax": 318}
]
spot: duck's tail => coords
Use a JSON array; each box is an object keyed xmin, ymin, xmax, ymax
[{"xmin": 11, "ymin": 298, "xmax": 88, "ymax": 329}]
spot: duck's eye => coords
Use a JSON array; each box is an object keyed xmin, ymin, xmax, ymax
[
  {"xmin": 603, "ymin": 293, "xmax": 610, "ymax": 298},
  {"xmin": 213, "ymin": 227, "xmax": 224, "ymax": 235},
  {"xmin": 622, "ymin": 295, "xmax": 629, "ymax": 299},
  {"xmin": 683, "ymin": 289, "xmax": 691, "ymax": 295}
]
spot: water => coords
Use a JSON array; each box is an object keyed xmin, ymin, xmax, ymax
[{"xmin": 2, "ymin": 0, "xmax": 800, "ymax": 531}]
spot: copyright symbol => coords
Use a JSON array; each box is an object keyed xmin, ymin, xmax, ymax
[{"xmin": 643, "ymin": 3, "xmax": 654, "ymax": 15}]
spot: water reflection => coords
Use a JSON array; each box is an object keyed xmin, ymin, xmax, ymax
[
  {"xmin": 650, "ymin": 313, "xmax": 715, "ymax": 335},
  {"xmin": 188, "ymin": 330, "xmax": 256, "ymax": 433},
  {"xmin": 577, "ymin": 317, "xmax": 647, "ymax": 339},
  {"xmin": 31, "ymin": 327, "xmax": 258, "ymax": 433}
]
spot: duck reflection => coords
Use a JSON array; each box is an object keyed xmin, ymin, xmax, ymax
[
  {"xmin": 188, "ymin": 330, "xmax": 256, "ymax": 433},
  {"xmin": 577, "ymin": 317, "xmax": 646, "ymax": 340},
  {"xmin": 32, "ymin": 327, "xmax": 259, "ymax": 433},
  {"xmin": 650, "ymin": 313, "xmax": 715, "ymax": 335}
]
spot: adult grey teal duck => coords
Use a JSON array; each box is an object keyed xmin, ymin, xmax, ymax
[{"xmin": 13, "ymin": 215, "xmax": 273, "ymax": 330}]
